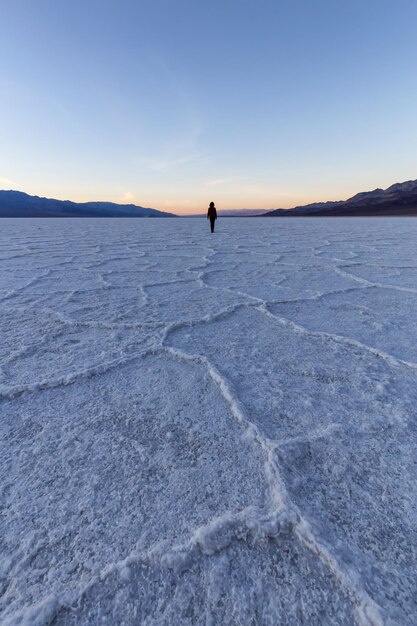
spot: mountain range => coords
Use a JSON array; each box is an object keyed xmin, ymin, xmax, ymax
[
  {"xmin": 264, "ymin": 180, "xmax": 417, "ymax": 216},
  {"xmin": 0, "ymin": 191, "xmax": 175, "ymax": 217},
  {"xmin": 2, "ymin": 180, "xmax": 417, "ymax": 218},
  {"xmin": 217, "ymin": 209, "xmax": 268, "ymax": 216}
]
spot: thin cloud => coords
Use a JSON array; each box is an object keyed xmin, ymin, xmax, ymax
[
  {"xmin": 152, "ymin": 55, "xmax": 204, "ymax": 150},
  {"xmin": 137, "ymin": 153, "xmax": 206, "ymax": 171},
  {"xmin": 132, "ymin": 59, "xmax": 206, "ymax": 174},
  {"xmin": 0, "ymin": 176, "xmax": 16, "ymax": 187},
  {"xmin": 121, "ymin": 191, "xmax": 135, "ymax": 202},
  {"xmin": 242, "ymin": 184, "xmax": 300, "ymax": 198},
  {"xmin": 205, "ymin": 176, "xmax": 238, "ymax": 187},
  {"xmin": 152, "ymin": 153, "xmax": 205, "ymax": 170}
]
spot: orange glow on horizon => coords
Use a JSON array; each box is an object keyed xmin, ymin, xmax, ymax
[{"xmin": 5, "ymin": 183, "xmax": 370, "ymax": 216}]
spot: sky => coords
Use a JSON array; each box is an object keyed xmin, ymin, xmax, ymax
[{"xmin": 1, "ymin": 0, "xmax": 417, "ymax": 215}]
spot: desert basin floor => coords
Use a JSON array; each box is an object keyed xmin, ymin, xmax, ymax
[{"xmin": 0, "ymin": 217, "xmax": 416, "ymax": 625}]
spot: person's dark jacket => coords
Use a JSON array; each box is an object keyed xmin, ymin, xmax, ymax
[{"xmin": 207, "ymin": 206, "xmax": 217, "ymax": 220}]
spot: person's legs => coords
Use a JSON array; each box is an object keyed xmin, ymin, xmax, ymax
[{"xmin": 210, "ymin": 217, "xmax": 215, "ymax": 232}]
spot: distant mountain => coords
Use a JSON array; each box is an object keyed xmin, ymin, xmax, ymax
[
  {"xmin": 264, "ymin": 180, "xmax": 417, "ymax": 217},
  {"xmin": 217, "ymin": 209, "xmax": 268, "ymax": 216},
  {"xmin": 185, "ymin": 208, "xmax": 268, "ymax": 217},
  {"xmin": 0, "ymin": 190, "xmax": 176, "ymax": 217}
]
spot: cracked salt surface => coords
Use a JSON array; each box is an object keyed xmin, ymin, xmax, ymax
[{"xmin": 0, "ymin": 217, "xmax": 416, "ymax": 625}]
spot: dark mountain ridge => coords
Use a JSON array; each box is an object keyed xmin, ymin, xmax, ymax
[
  {"xmin": 264, "ymin": 180, "xmax": 417, "ymax": 216},
  {"xmin": 0, "ymin": 190, "xmax": 176, "ymax": 217}
]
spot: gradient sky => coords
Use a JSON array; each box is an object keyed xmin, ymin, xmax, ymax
[{"xmin": 1, "ymin": 0, "xmax": 417, "ymax": 214}]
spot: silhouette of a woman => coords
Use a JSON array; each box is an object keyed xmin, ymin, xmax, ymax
[{"xmin": 207, "ymin": 201, "xmax": 217, "ymax": 233}]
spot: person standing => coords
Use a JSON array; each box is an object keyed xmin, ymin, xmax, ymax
[{"xmin": 207, "ymin": 201, "xmax": 217, "ymax": 233}]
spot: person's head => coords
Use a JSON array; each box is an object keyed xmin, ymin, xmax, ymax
[{"xmin": 209, "ymin": 201, "xmax": 215, "ymax": 207}]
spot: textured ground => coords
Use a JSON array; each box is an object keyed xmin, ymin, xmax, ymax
[{"xmin": 0, "ymin": 217, "xmax": 416, "ymax": 626}]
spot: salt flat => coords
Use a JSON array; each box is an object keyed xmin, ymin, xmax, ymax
[{"xmin": 0, "ymin": 217, "xmax": 416, "ymax": 626}]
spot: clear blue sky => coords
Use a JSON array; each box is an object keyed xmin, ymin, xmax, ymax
[{"xmin": 1, "ymin": 0, "xmax": 417, "ymax": 213}]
